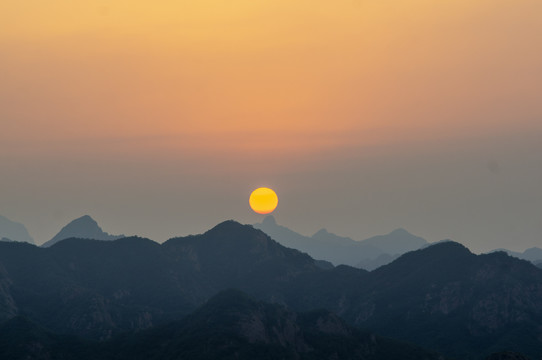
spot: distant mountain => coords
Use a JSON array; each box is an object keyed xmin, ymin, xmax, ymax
[
  {"xmin": 0, "ymin": 220, "xmax": 541, "ymax": 358},
  {"xmin": 0, "ymin": 215, "xmax": 34, "ymax": 244},
  {"xmin": 494, "ymin": 247, "xmax": 542, "ymax": 264},
  {"xmin": 42, "ymin": 215, "xmax": 124, "ymax": 247},
  {"xmin": 359, "ymin": 228, "xmax": 427, "ymax": 254},
  {"xmin": 254, "ymin": 215, "xmax": 427, "ymax": 269},
  {"xmin": 356, "ymin": 252, "xmax": 400, "ymax": 270},
  {"xmin": 0, "ymin": 290, "xmax": 445, "ymax": 360}
]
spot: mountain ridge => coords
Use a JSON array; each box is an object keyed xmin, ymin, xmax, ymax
[
  {"xmin": 42, "ymin": 215, "xmax": 125, "ymax": 247},
  {"xmin": 254, "ymin": 215, "xmax": 428, "ymax": 269},
  {"xmin": 0, "ymin": 220, "xmax": 541, "ymax": 358}
]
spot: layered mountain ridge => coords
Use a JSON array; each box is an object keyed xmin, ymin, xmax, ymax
[
  {"xmin": 0, "ymin": 220, "xmax": 541, "ymax": 358},
  {"xmin": 254, "ymin": 215, "xmax": 428, "ymax": 269}
]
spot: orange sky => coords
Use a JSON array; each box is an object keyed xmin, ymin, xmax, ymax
[
  {"xmin": 1, "ymin": 1, "xmax": 541, "ymax": 250},
  {"xmin": 2, "ymin": 1, "xmax": 541, "ymax": 162}
]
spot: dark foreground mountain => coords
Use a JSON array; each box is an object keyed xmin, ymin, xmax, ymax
[
  {"xmin": 0, "ymin": 215, "xmax": 34, "ymax": 244},
  {"xmin": 0, "ymin": 220, "xmax": 541, "ymax": 358},
  {"xmin": 485, "ymin": 352, "xmax": 532, "ymax": 360},
  {"xmin": 254, "ymin": 215, "xmax": 427, "ymax": 269},
  {"xmin": 0, "ymin": 290, "xmax": 445, "ymax": 360},
  {"xmin": 0, "ymin": 221, "xmax": 321, "ymax": 339},
  {"xmin": 41, "ymin": 215, "xmax": 125, "ymax": 247},
  {"xmin": 286, "ymin": 243, "xmax": 542, "ymax": 359}
]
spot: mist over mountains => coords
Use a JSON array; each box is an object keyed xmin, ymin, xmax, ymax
[
  {"xmin": 254, "ymin": 216, "xmax": 542, "ymax": 270},
  {"xmin": 0, "ymin": 220, "xmax": 541, "ymax": 359},
  {"xmin": 254, "ymin": 215, "xmax": 428, "ymax": 270}
]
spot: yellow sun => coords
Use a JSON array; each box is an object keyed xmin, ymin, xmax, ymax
[{"xmin": 249, "ymin": 187, "xmax": 278, "ymax": 214}]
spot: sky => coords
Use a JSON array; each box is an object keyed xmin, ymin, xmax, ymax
[{"xmin": 1, "ymin": 0, "xmax": 541, "ymax": 252}]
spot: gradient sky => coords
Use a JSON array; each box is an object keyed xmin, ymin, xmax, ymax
[{"xmin": 1, "ymin": 0, "xmax": 541, "ymax": 252}]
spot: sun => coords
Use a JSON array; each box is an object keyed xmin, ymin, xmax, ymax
[{"xmin": 249, "ymin": 187, "xmax": 278, "ymax": 214}]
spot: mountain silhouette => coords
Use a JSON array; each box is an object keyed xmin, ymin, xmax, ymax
[
  {"xmin": 254, "ymin": 215, "xmax": 427, "ymax": 269},
  {"xmin": 0, "ymin": 220, "xmax": 541, "ymax": 358},
  {"xmin": 0, "ymin": 221, "xmax": 322, "ymax": 339},
  {"xmin": 288, "ymin": 242, "xmax": 542, "ymax": 359},
  {"xmin": 42, "ymin": 215, "xmax": 124, "ymax": 247},
  {"xmin": 0, "ymin": 215, "xmax": 34, "ymax": 244}
]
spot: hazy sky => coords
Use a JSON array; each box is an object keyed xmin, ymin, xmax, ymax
[{"xmin": 1, "ymin": 0, "xmax": 541, "ymax": 252}]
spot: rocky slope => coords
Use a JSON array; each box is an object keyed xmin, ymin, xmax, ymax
[{"xmin": 0, "ymin": 290, "xmax": 446, "ymax": 360}]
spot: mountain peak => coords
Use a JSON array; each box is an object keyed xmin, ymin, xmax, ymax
[
  {"xmin": 207, "ymin": 220, "xmax": 249, "ymax": 234},
  {"xmin": 75, "ymin": 214, "xmax": 95, "ymax": 222},
  {"xmin": 0, "ymin": 215, "xmax": 34, "ymax": 244},
  {"xmin": 68, "ymin": 215, "xmax": 98, "ymax": 228},
  {"xmin": 360, "ymin": 228, "xmax": 427, "ymax": 255},
  {"xmin": 389, "ymin": 228, "xmax": 409, "ymax": 236},
  {"xmin": 262, "ymin": 215, "xmax": 277, "ymax": 226},
  {"xmin": 424, "ymin": 240, "xmax": 471, "ymax": 254},
  {"xmin": 42, "ymin": 215, "xmax": 124, "ymax": 247},
  {"xmin": 313, "ymin": 228, "xmax": 330, "ymax": 237}
]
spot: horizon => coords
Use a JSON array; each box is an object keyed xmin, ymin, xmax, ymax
[{"xmin": 2, "ymin": 212, "xmax": 539, "ymax": 255}]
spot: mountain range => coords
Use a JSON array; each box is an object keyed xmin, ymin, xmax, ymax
[
  {"xmin": 255, "ymin": 216, "xmax": 542, "ymax": 270},
  {"xmin": 0, "ymin": 220, "xmax": 541, "ymax": 359},
  {"xmin": 254, "ymin": 215, "xmax": 428, "ymax": 269}
]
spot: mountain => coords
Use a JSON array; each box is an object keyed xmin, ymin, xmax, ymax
[
  {"xmin": 0, "ymin": 290, "xmax": 445, "ymax": 360},
  {"xmin": 0, "ymin": 221, "xmax": 322, "ymax": 339},
  {"xmin": 494, "ymin": 247, "xmax": 542, "ymax": 264},
  {"xmin": 254, "ymin": 216, "xmax": 380, "ymax": 267},
  {"xmin": 41, "ymin": 215, "xmax": 124, "ymax": 247},
  {"xmin": 0, "ymin": 215, "xmax": 34, "ymax": 244},
  {"xmin": 254, "ymin": 215, "xmax": 427, "ymax": 269},
  {"xmin": 287, "ymin": 242, "xmax": 542, "ymax": 359},
  {"xmin": 101, "ymin": 289, "xmax": 445, "ymax": 360},
  {"xmin": 0, "ymin": 220, "xmax": 541, "ymax": 358},
  {"xmin": 358, "ymin": 228, "xmax": 427, "ymax": 255},
  {"xmin": 485, "ymin": 352, "xmax": 532, "ymax": 360},
  {"xmin": 0, "ymin": 316, "xmax": 89, "ymax": 360}
]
